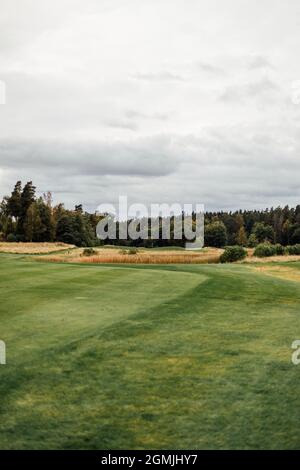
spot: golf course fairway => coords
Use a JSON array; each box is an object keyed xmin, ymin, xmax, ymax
[{"xmin": 0, "ymin": 254, "xmax": 299, "ymax": 449}]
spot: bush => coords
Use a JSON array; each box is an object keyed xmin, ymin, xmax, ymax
[
  {"xmin": 248, "ymin": 233, "xmax": 258, "ymax": 248},
  {"xmin": 6, "ymin": 233, "xmax": 17, "ymax": 242},
  {"xmin": 253, "ymin": 243, "xmax": 285, "ymax": 257},
  {"xmin": 220, "ymin": 246, "xmax": 247, "ymax": 263},
  {"xmin": 15, "ymin": 234, "xmax": 24, "ymax": 242},
  {"xmin": 254, "ymin": 243, "xmax": 277, "ymax": 257},
  {"xmin": 118, "ymin": 248, "xmax": 138, "ymax": 255},
  {"xmin": 128, "ymin": 248, "xmax": 138, "ymax": 255},
  {"xmin": 82, "ymin": 247, "xmax": 97, "ymax": 256},
  {"xmin": 285, "ymin": 244, "xmax": 300, "ymax": 255},
  {"xmin": 274, "ymin": 243, "xmax": 284, "ymax": 255}
]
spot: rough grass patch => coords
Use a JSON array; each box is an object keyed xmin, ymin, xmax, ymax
[
  {"xmin": 40, "ymin": 247, "xmax": 223, "ymax": 265},
  {"xmin": 0, "ymin": 242, "xmax": 75, "ymax": 254}
]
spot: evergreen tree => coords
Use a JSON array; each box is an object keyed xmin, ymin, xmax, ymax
[
  {"xmin": 7, "ymin": 181, "xmax": 22, "ymax": 219},
  {"xmin": 36, "ymin": 198, "xmax": 55, "ymax": 242},
  {"xmin": 21, "ymin": 181, "xmax": 36, "ymax": 215},
  {"xmin": 18, "ymin": 181, "xmax": 36, "ymax": 236},
  {"xmin": 56, "ymin": 214, "xmax": 74, "ymax": 245},
  {"xmin": 205, "ymin": 221, "xmax": 227, "ymax": 247}
]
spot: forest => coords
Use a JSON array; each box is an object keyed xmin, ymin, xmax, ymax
[{"xmin": 1, "ymin": 181, "xmax": 300, "ymax": 248}]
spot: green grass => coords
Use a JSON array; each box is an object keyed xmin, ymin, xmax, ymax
[{"xmin": 0, "ymin": 254, "xmax": 300, "ymax": 449}]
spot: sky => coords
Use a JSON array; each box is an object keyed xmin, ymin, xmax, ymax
[{"xmin": 0, "ymin": 0, "xmax": 300, "ymax": 212}]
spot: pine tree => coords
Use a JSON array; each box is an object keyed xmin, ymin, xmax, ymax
[
  {"xmin": 56, "ymin": 214, "xmax": 74, "ymax": 244},
  {"xmin": 21, "ymin": 181, "xmax": 36, "ymax": 216},
  {"xmin": 7, "ymin": 181, "xmax": 22, "ymax": 219},
  {"xmin": 17, "ymin": 181, "xmax": 36, "ymax": 237}
]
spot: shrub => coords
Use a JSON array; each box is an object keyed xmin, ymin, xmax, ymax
[
  {"xmin": 285, "ymin": 244, "xmax": 300, "ymax": 255},
  {"xmin": 292, "ymin": 244, "xmax": 300, "ymax": 255},
  {"xmin": 254, "ymin": 243, "xmax": 277, "ymax": 257},
  {"xmin": 220, "ymin": 246, "xmax": 247, "ymax": 263},
  {"xmin": 15, "ymin": 234, "xmax": 24, "ymax": 242},
  {"xmin": 82, "ymin": 247, "xmax": 97, "ymax": 256},
  {"xmin": 118, "ymin": 248, "xmax": 138, "ymax": 255},
  {"xmin": 274, "ymin": 244, "xmax": 284, "ymax": 255},
  {"xmin": 248, "ymin": 233, "xmax": 258, "ymax": 248},
  {"xmin": 6, "ymin": 233, "xmax": 17, "ymax": 242},
  {"xmin": 254, "ymin": 243, "xmax": 285, "ymax": 257},
  {"xmin": 128, "ymin": 248, "xmax": 138, "ymax": 255}
]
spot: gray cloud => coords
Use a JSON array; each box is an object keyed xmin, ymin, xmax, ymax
[
  {"xmin": 1, "ymin": 0, "xmax": 300, "ymax": 211},
  {"xmin": 247, "ymin": 55, "xmax": 274, "ymax": 70},
  {"xmin": 131, "ymin": 71, "xmax": 185, "ymax": 82},
  {"xmin": 104, "ymin": 118, "xmax": 138, "ymax": 131},
  {"xmin": 125, "ymin": 109, "xmax": 169, "ymax": 121},
  {"xmin": 0, "ymin": 136, "xmax": 179, "ymax": 177},
  {"xmin": 195, "ymin": 61, "xmax": 224, "ymax": 75},
  {"xmin": 219, "ymin": 78, "xmax": 281, "ymax": 103},
  {"xmin": 1, "ymin": 125, "xmax": 300, "ymax": 212}
]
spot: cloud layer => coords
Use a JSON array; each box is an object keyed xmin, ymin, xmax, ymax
[{"xmin": 0, "ymin": 0, "xmax": 300, "ymax": 211}]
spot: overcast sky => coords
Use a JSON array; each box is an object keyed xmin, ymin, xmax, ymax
[{"xmin": 1, "ymin": 0, "xmax": 300, "ymax": 212}]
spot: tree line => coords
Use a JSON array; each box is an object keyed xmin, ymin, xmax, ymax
[
  {"xmin": 1, "ymin": 181, "xmax": 300, "ymax": 248},
  {"xmin": 0, "ymin": 181, "xmax": 101, "ymax": 246},
  {"xmin": 204, "ymin": 206, "xmax": 300, "ymax": 247}
]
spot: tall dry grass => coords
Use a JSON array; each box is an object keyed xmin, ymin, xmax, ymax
[
  {"xmin": 0, "ymin": 242, "xmax": 74, "ymax": 254},
  {"xmin": 242, "ymin": 254, "xmax": 300, "ymax": 263},
  {"xmin": 44, "ymin": 251, "xmax": 221, "ymax": 264}
]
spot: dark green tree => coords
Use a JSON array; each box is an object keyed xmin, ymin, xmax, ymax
[
  {"xmin": 7, "ymin": 181, "xmax": 22, "ymax": 220},
  {"xmin": 56, "ymin": 214, "xmax": 74, "ymax": 245},
  {"xmin": 291, "ymin": 226, "xmax": 300, "ymax": 244},
  {"xmin": 18, "ymin": 181, "xmax": 36, "ymax": 237},
  {"xmin": 35, "ymin": 198, "xmax": 55, "ymax": 242},
  {"xmin": 251, "ymin": 222, "xmax": 274, "ymax": 243},
  {"xmin": 205, "ymin": 221, "xmax": 227, "ymax": 247}
]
